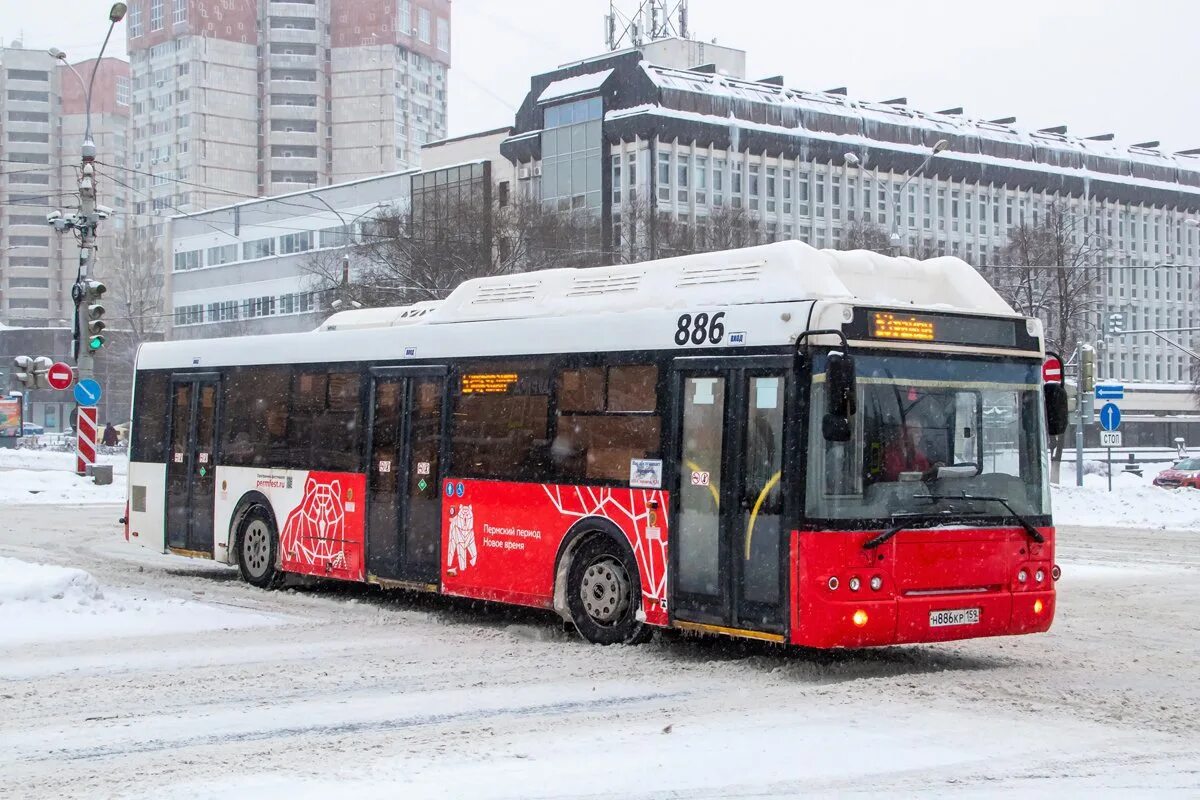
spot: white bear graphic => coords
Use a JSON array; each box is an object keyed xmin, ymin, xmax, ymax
[{"xmin": 447, "ymin": 504, "xmax": 477, "ymax": 573}]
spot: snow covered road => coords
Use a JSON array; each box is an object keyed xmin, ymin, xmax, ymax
[{"xmin": 1, "ymin": 503, "xmax": 1198, "ymax": 798}]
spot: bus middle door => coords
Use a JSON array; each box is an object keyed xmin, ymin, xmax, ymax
[
  {"xmin": 670, "ymin": 358, "xmax": 791, "ymax": 638},
  {"xmin": 365, "ymin": 367, "xmax": 448, "ymax": 587}
]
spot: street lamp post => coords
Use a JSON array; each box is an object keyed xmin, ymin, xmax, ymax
[
  {"xmin": 46, "ymin": 2, "xmax": 127, "ymax": 476},
  {"xmin": 885, "ymin": 139, "xmax": 949, "ymax": 256},
  {"xmin": 308, "ymin": 196, "xmax": 387, "ymax": 305}
]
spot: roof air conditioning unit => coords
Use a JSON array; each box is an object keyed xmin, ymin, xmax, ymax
[
  {"xmin": 518, "ymin": 165, "xmax": 531, "ymax": 179},
  {"xmin": 532, "ymin": 164, "xmax": 542, "ymax": 176}
]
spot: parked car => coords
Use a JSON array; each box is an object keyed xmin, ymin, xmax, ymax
[
  {"xmin": 1153, "ymin": 458, "xmax": 1200, "ymax": 489},
  {"xmin": 22, "ymin": 422, "xmax": 45, "ymax": 436}
]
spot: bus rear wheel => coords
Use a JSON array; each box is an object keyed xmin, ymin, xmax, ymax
[
  {"xmin": 236, "ymin": 506, "xmax": 282, "ymax": 589},
  {"xmin": 566, "ymin": 536, "xmax": 651, "ymax": 645}
]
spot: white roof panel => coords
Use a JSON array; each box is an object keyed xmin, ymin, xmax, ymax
[{"xmin": 537, "ymin": 69, "xmax": 613, "ymax": 103}]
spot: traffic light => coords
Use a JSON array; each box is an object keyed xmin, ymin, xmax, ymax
[
  {"xmin": 1108, "ymin": 311, "xmax": 1126, "ymax": 335},
  {"xmin": 1080, "ymin": 344, "xmax": 1096, "ymax": 393},
  {"xmin": 11, "ymin": 356, "xmax": 52, "ymax": 389},
  {"xmin": 84, "ymin": 280, "xmax": 106, "ymax": 352}
]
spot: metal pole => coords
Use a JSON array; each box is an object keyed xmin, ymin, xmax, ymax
[
  {"xmin": 1075, "ymin": 338, "xmax": 1084, "ymax": 487},
  {"xmin": 1107, "ymin": 447, "xmax": 1112, "ymax": 492}
]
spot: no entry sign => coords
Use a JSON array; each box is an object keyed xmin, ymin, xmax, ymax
[
  {"xmin": 1042, "ymin": 355, "xmax": 1063, "ymax": 384},
  {"xmin": 47, "ymin": 361, "xmax": 74, "ymax": 391}
]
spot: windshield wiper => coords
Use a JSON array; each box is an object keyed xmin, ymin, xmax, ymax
[
  {"xmin": 915, "ymin": 493, "xmax": 1045, "ymax": 544},
  {"xmin": 862, "ymin": 509, "xmax": 990, "ymax": 550}
]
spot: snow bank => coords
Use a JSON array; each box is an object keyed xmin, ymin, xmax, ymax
[
  {"xmin": 0, "ymin": 468, "xmax": 126, "ymax": 505},
  {"xmin": 1051, "ymin": 469, "xmax": 1200, "ymax": 529},
  {"xmin": 0, "ymin": 556, "xmax": 287, "ymax": 647},
  {"xmin": 0, "ymin": 447, "xmax": 127, "ymax": 474}
]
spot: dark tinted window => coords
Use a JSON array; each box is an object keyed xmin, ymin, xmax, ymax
[
  {"xmin": 131, "ymin": 371, "xmax": 169, "ymax": 462},
  {"xmin": 289, "ymin": 371, "xmax": 362, "ymax": 472},
  {"xmin": 554, "ymin": 364, "xmax": 661, "ymax": 483},
  {"xmin": 451, "ymin": 363, "xmax": 552, "ymax": 480},
  {"xmin": 220, "ymin": 367, "xmax": 290, "ymax": 466}
]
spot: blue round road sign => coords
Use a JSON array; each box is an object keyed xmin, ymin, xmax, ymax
[
  {"xmin": 73, "ymin": 378, "xmax": 102, "ymax": 406},
  {"xmin": 1099, "ymin": 402, "xmax": 1121, "ymax": 432}
]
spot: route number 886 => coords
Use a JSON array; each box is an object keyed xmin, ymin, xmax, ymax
[{"xmin": 674, "ymin": 312, "xmax": 726, "ymax": 346}]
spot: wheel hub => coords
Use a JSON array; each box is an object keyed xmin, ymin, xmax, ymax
[
  {"xmin": 580, "ymin": 557, "xmax": 631, "ymax": 626},
  {"xmin": 243, "ymin": 520, "xmax": 270, "ymax": 578}
]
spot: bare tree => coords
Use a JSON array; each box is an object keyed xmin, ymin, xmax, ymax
[
  {"xmin": 613, "ymin": 198, "xmax": 764, "ymax": 263},
  {"xmin": 101, "ymin": 228, "xmax": 166, "ymax": 366},
  {"xmin": 838, "ymin": 220, "xmax": 892, "ymax": 253},
  {"xmin": 304, "ymin": 187, "xmax": 607, "ymax": 312},
  {"xmin": 978, "ymin": 200, "xmax": 1107, "ymax": 481}
]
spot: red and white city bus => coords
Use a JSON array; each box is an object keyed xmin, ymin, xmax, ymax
[{"xmin": 126, "ymin": 240, "xmax": 1068, "ymax": 648}]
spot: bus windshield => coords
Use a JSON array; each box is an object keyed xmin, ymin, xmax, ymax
[{"xmin": 806, "ymin": 352, "xmax": 1050, "ymax": 522}]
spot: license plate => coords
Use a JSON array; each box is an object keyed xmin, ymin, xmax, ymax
[{"xmin": 929, "ymin": 608, "xmax": 980, "ymax": 627}]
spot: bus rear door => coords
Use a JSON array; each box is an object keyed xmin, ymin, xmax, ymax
[
  {"xmin": 165, "ymin": 373, "xmax": 220, "ymax": 555},
  {"xmin": 365, "ymin": 367, "xmax": 448, "ymax": 587},
  {"xmin": 670, "ymin": 358, "xmax": 792, "ymax": 639}
]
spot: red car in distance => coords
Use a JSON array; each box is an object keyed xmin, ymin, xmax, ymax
[{"xmin": 1153, "ymin": 458, "xmax": 1200, "ymax": 489}]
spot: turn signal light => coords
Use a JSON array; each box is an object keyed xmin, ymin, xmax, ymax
[
  {"xmin": 852, "ymin": 609, "xmax": 869, "ymax": 627},
  {"xmin": 1033, "ymin": 599, "xmax": 1044, "ymax": 614}
]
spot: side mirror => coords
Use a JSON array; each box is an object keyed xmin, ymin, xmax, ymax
[
  {"xmin": 822, "ymin": 413, "xmax": 852, "ymax": 442},
  {"xmin": 1044, "ymin": 383, "xmax": 1069, "ymax": 437},
  {"xmin": 825, "ymin": 351, "xmax": 857, "ymax": 418}
]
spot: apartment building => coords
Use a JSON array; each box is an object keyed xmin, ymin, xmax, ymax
[
  {"xmin": 125, "ymin": 0, "xmax": 451, "ymax": 223},
  {"xmin": 0, "ymin": 45, "xmax": 130, "ymax": 328}
]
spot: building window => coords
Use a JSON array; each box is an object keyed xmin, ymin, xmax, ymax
[
  {"xmin": 695, "ymin": 156, "xmax": 708, "ymax": 206},
  {"xmin": 676, "ymin": 155, "xmax": 689, "ymax": 203},
  {"xmin": 278, "ymin": 231, "xmax": 312, "ymax": 254},
  {"xmin": 242, "ymin": 238, "xmax": 276, "ymax": 260},
  {"xmin": 206, "ymin": 243, "xmax": 238, "ymax": 266},
  {"xmin": 150, "ymin": 0, "xmax": 163, "ymax": 31},
  {"xmin": 436, "ymin": 17, "xmax": 449, "ymax": 51},
  {"xmin": 173, "ymin": 250, "xmax": 202, "ymax": 271},
  {"xmin": 540, "ymin": 97, "xmax": 603, "ymax": 212},
  {"xmin": 611, "ymin": 155, "xmax": 621, "ymax": 206},
  {"xmin": 418, "ymin": 8, "xmax": 431, "ymax": 43},
  {"xmin": 174, "ymin": 304, "xmax": 203, "ymax": 325},
  {"xmin": 129, "ymin": 2, "xmax": 142, "ymax": 36},
  {"xmin": 657, "ymin": 152, "xmax": 671, "ymax": 202},
  {"xmin": 172, "ymin": 0, "xmax": 186, "ymax": 24},
  {"xmin": 8, "ymin": 298, "xmax": 50, "ymax": 310}
]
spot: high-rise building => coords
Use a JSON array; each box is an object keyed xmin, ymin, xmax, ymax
[
  {"xmin": 0, "ymin": 45, "xmax": 130, "ymax": 328},
  {"xmin": 124, "ymin": 0, "xmax": 450, "ymax": 221}
]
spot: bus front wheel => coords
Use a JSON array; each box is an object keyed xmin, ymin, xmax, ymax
[
  {"xmin": 236, "ymin": 506, "xmax": 282, "ymax": 589},
  {"xmin": 566, "ymin": 536, "xmax": 651, "ymax": 645}
]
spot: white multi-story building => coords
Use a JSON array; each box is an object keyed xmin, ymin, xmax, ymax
[
  {"xmin": 124, "ymin": 0, "xmax": 450, "ymax": 226},
  {"xmin": 168, "ymin": 170, "xmax": 414, "ymax": 339},
  {"xmin": 499, "ymin": 39, "xmax": 1200, "ymax": 387}
]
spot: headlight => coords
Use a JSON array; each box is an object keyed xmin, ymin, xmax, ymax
[
  {"xmin": 1035, "ymin": 569, "xmax": 1045, "ymax": 583},
  {"xmin": 827, "ymin": 576, "xmax": 839, "ymax": 591},
  {"xmin": 848, "ymin": 577, "xmax": 861, "ymax": 592},
  {"xmin": 869, "ymin": 575, "xmax": 883, "ymax": 591},
  {"xmin": 1017, "ymin": 569, "xmax": 1028, "ymax": 583}
]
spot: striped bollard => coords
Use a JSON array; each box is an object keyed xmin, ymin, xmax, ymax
[{"xmin": 77, "ymin": 406, "xmax": 98, "ymax": 476}]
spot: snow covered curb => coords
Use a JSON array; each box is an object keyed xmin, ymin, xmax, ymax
[
  {"xmin": 1051, "ymin": 471, "xmax": 1200, "ymax": 530},
  {"xmin": 0, "ymin": 556, "xmax": 289, "ymax": 647},
  {"xmin": 0, "ymin": 468, "xmax": 126, "ymax": 505}
]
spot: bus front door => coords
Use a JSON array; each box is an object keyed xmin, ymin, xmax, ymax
[
  {"xmin": 366, "ymin": 368, "xmax": 448, "ymax": 587},
  {"xmin": 165, "ymin": 374, "xmax": 220, "ymax": 555},
  {"xmin": 671, "ymin": 361, "xmax": 790, "ymax": 637}
]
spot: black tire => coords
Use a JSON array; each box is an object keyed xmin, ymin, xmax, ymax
[
  {"xmin": 235, "ymin": 505, "xmax": 283, "ymax": 589},
  {"xmin": 566, "ymin": 535, "xmax": 652, "ymax": 645}
]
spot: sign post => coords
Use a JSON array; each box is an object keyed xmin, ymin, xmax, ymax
[
  {"xmin": 1099, "ymin": 401, "xmax": 1122, "ymax": 492},
  {"xmin": 73, "ymin": 379, "xmax": 103, "ymax": 476}
]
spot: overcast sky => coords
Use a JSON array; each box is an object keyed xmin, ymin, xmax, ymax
[{"xmin": 10, "ymin": 0, "xmax": 1199, "ymax": 151}]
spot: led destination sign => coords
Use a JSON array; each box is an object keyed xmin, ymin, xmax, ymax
[{"xmin": 846, "ymin": 308, "xmax": 1028, "ymax": 349}]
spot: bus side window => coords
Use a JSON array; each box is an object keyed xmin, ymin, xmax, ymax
[
  {"xmin": 220, "ymin": 367, "xmax": 290, "ymax": 467},
  {"xmin": 131, "ymin": 371, "xmax": 169, "ymax": 463},
  {"xmin": 554, "ymin": 364, "xmax": 661, "ymax": 483},
  {"xmin": 451, "ymin": 363, "xmax": 552, "ymax": 482}
]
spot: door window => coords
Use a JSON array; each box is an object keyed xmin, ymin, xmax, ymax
[{"xmin": 677, "ymin": 376, "xmax": 725, "ymax": 596}]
